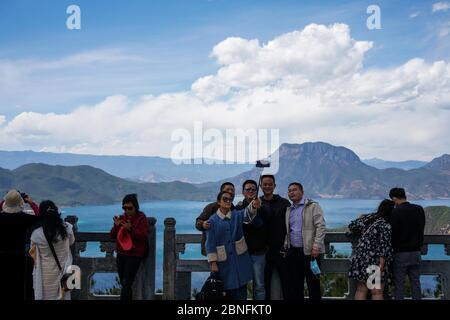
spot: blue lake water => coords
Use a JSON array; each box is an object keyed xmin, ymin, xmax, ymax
[{"xmin": 62, "ymin": 198, "xmax": 450, "ymax": 295}]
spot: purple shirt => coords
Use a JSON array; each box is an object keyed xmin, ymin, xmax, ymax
[{"xmin": 289, "ymin": 197, "xmax": 305, "ymax": 248}]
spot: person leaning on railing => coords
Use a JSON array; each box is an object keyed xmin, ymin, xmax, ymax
[{"xmin": 348, "ymin": 199, "xmax": 394, "ymax": 300}]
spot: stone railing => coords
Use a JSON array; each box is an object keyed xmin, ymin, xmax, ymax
[
  {"xmin": 64, "ymin": 215, "xmax": 157, "ymax": 300},
  {"xmin": 163, "ymin": 217, "xmax": 450, "ymax": 300}
]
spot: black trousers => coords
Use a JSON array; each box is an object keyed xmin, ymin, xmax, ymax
[
  {"xmin": 264, "ymin": 252, "xmax": 290, "ymax": 300},
  {"xmin": 117, "ymin": 253, "xmax": 143, "ymax": 300},
  {"xmin": 286, "ymin": 247, "xmax": 321, "ymax": 300},
  {"xmin": 25, "ymin": 254, "xmax": 35, "ymax": 300}
]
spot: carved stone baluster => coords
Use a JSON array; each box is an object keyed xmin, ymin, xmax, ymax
[
  {"xmin": 100, "ymin": 241, "xmax": 116, "ymax": 258},
  {"xmin": 163, "ymin": 218, "xmax": 176, "ymax": 300},
  {"xmin": 420, "ymin": 244, "xmax": 429, "ymax": 256},
  {"xmin": 74, "ymin": 242, "xmax": 86, "ymax": 259}
]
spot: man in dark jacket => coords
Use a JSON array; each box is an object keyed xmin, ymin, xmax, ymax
[
  {"xmin": 235, "ymin": 179, "xmax": 269, "ymax": 300},
  {"xmin": 260, "ymin": 175, "xmax": 291, "ymax": 300},
  {"xmin": 389, "ymin": 187, "xmax": 426, "ymax": 300},
  {"xmin": 195, "ymin": 182, "xmax": 235, "ymax": 256},
  {"xmin": 0, "ymin": 190, "xmax": 39, "ymax": 300}
]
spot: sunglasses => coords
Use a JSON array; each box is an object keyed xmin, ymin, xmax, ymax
[
  {"xmin": 244, "ymin": 188, "xmax": 257, "ymax": 192},
  {"xmin": 122, "ymin": 205, "xmax": 134, "ymax": 211},
  {"xmin": 221, "ymin": 197, "xmax": 232, "ymax": 203}
]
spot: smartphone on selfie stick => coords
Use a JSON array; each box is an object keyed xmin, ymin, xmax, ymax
[{"xmin": 255, "ymin": 159, "xmax": 271, "ymax": 198}]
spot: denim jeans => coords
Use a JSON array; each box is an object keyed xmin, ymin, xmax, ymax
[
  {"xmin": 250, "ymin": 253, "xmax": 266, "ymax": 300},
  {"xmin": 393, "ymin": 251, "xmax": 422, "ymax": 300}
]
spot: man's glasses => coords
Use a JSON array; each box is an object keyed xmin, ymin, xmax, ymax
[
  {"xmin": 221, "ymin": 197, "xmax": 232, "ymax": 203},
  {"xmin": 122, "ymin": 205, "xmax": 134, "ymax": 211},
  {"xmin": 244, "ymin": 188, "xmax": 257, "ymax": 192}
]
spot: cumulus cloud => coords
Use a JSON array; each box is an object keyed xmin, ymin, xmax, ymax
[
  {"xmin": 432, "ymin": 2, "xmax": 450, "ymax": 12},
  {"xmin": 1, "ymin": 23, "xmax": 449, "ymax": 161},
  {"xmin": 192, "ymin": 24, "xmax": 373, "ymax": 100}
]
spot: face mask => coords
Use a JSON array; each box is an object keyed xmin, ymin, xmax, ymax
[{"xmin": 310, "ymin": 259, "xmax": 321, "ymax": 277}]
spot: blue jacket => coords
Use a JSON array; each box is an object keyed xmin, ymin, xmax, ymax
[{"xmin": 205, "ymin": 205, "xmax": 256, "ymax": 290}]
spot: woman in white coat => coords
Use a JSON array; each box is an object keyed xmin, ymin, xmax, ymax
[{"xmin": 31, "ymin": 200, "xmax": 75, "ymax": 300}]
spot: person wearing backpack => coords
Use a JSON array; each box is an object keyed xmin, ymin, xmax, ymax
[{"xmin": 30, "ymin": 200, "xmax": 75, "ymax": 300}]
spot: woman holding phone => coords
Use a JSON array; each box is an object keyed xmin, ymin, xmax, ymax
[{"xmin": 110, "ymin": 194, "xmax": 148, "ymax": 300}]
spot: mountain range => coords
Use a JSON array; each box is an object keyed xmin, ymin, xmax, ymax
[
  {"xmin": 0, "ymin": 149, "xmax": 433, "ymax": 184},
  {"xmin": 0, "ymin": 142, "xmax": 449, "ymax": 205},
  {"xmin": 213, "ymin": 142, "xmax": 450, "ymax": 200},
  {"xmin": 0, "ymin": 163, "xmax": 215, "ymax": 206},
  {"xmin": 362, "ymin": 158, "xmax": 427, "ymax": 170},
  {"xmin": 0, "ymin": 150, "xmax": 252, "ymax": 183}
]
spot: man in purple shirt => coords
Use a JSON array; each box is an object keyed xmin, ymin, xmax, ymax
[{"xmin": 284, "ymin": 182, "xmax": 326, "ymax": 300}]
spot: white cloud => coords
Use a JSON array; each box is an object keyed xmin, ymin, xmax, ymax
[
  {"xmin": 0, "ymin": 48, "xmax": 155, "ymax": 117},
  {"xmin": 432, "ymin": 2, "xmax": 450, "ymax": 12},
  {"xmin": 438, "ymin": 21, "xmax": 450, "ymax": 37},
  {"xmin": 192, "ymin": 24, "xmax": 373, "ymax": 100},
  {"xmin": 1, "ymin": 23, "xmax": 449, "ymax": 161},
  {"xmin": 409, "ymin": 11, "xmax": 421, "ymax": 19}
]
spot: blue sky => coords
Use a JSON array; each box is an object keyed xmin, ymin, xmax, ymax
[
  {"xmin": 1, "ymin": 0, "xmax": 448, "ymax": 114},
  {"xmin": 0, "ymin": 0, "xmax": 449, "ymax": 160}
]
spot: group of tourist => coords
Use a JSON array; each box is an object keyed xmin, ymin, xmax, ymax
[
  {"xmin": 348, "ymin": 188, "xmax": 426, "ymax": 300},
  {"xmin": 195, "ymin": 176, "xmax": 326, "ymax": 300},
  {"xmin": 196, "ymin": 179, "xmax": 426, "ymax": 301},
  {"xmin": 0, "ymin": 190, "xmax": 148, "ymax": 301},
  {"xmin": 0, "ymin": 190, "xmax": 74, "ymax": 300},
  {"xmin": 0, "ymin": 179, "xmax": 426, "ymax": 301}
]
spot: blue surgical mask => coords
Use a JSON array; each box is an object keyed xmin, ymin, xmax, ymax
[{"xmin": 310, "ymin": 259, "xmax": 321, "ymax": 276}]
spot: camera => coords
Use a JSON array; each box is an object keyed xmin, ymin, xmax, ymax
[{"xmin": 18, "ymin": 191, "xmax": 28, "ymax": 202}]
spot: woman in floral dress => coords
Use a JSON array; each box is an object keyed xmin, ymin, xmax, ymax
[{"xmin": 348, "ymin": 199, "xmax": 394, "ymax": 300}]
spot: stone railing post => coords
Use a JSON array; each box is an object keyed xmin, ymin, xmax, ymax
[
  {"xmin": 444, "ymin": 243, "xmax": 450, "ymax": 300},
  {"xmin": 132, "ymin": 217, "xmax": 157, "ymax": 300},
  {"xmin": 64, "ymin": 215, "xmax": 83, "ymax": 299},
  {"xmin": 163, "ymin": 218, "xmax": 176, "ymax": 300},
  {"xmin": 344, "ymin": 235, "xmax": 357, "ymax": 300}
]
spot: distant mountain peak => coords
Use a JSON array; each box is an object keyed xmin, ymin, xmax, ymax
[
  {"xmin": 425, "ymin": 154, "xmax": 450, "ymax": 171},
  {"xmin": 277, "ymin": 142, "xmax": 362, "ymax": 164},
  {"xmin": 362, "ymin": 158, "xmax": 427, "ymax": 170}
]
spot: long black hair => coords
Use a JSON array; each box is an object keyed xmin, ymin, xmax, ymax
[
  {"xmin": 38, "ymin": 200, "xmax": 67, "ymax": 243},
  {"xmin": 367, "ymin": 199, "xmax": 394, "ymax": 225}
]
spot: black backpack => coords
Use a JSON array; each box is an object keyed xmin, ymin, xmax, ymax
[{"xmin": 195, "ymin": 272, "xmax": 226, "ymax": 300}]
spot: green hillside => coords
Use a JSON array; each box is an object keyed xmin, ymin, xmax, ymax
[
  {"xmin": 1, "ymin": 163, "xmax": 215, "ymax": 206},
  {"xmin": 327, "ymin": 206, "xmax": 450, "ymax": 235},
  {"xmin": 424, "ymin": 206, "xmax": 450, "ymax": 235}
]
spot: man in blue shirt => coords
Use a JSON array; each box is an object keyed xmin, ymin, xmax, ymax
[{"xmin": 284, "ymin": 182, "xmax": 326, "ymax": 300}]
